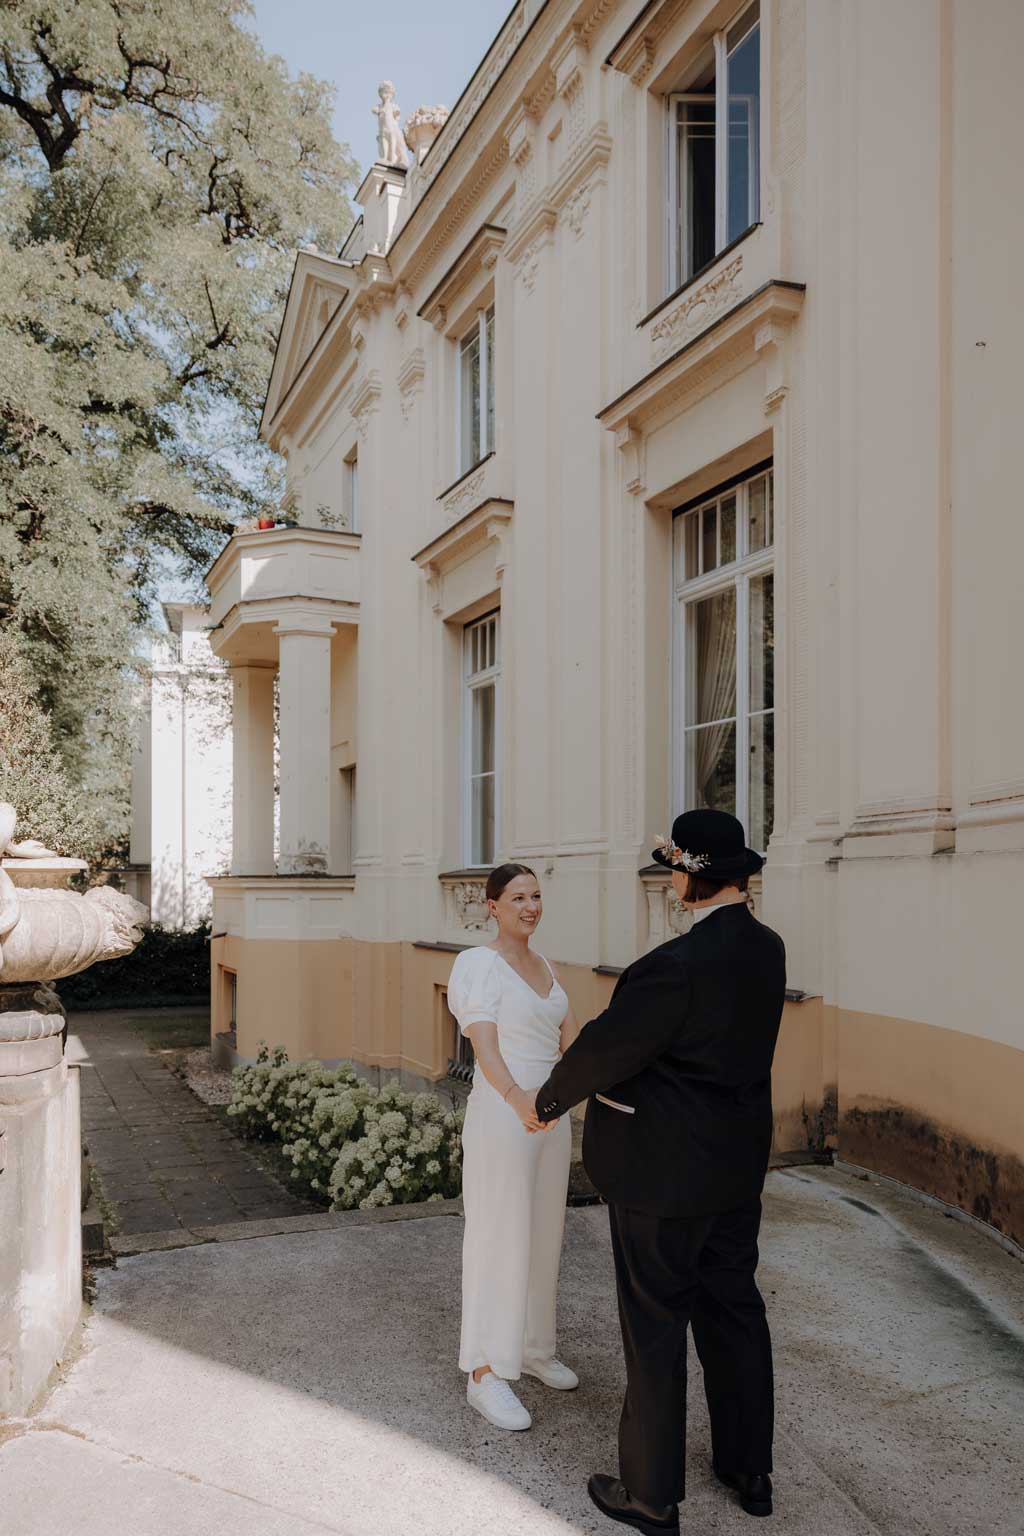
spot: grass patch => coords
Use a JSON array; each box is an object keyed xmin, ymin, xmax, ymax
[{"xmin": 123, "ymin": 1012, "xmax": 211, "ymax": 1052}]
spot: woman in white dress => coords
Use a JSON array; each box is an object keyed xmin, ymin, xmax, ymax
[{"xmin": 447, "ymin": 863, "xmax": 580, "ymax": 1431}]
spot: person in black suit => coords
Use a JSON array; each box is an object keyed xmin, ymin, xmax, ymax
[{"xmin": 533, "ymin": 809, "xmax": 786, "ymax": 1536}]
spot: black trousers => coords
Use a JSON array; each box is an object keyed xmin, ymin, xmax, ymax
[{"xmin": 607, "ymin": 1199, "xmax": 774, "ymax": 1507}]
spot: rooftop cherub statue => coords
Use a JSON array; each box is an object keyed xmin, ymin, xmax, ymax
[{"xmin": 372, "ymin": 80, "xmax": 410, "ymax": 169}]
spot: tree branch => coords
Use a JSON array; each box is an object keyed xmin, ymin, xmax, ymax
[{"xmin": 0, "ymin": 80, "xmax": 59, "ymax": 166}]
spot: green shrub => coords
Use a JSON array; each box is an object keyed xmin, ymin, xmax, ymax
[
  {"xmin": 227, "ymin": 1044, "xmax": 464, "ymax": 1209},
  {"xmin": 56, "ymin": 922, "xmax": 211, "ymax": 1009}
]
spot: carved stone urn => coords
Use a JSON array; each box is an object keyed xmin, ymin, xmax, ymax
[
  {"xmin": 404, "ymin": 103, "xmax": 449, "ymax": 164},
  {"xmin": 0, "ymin": 802, "xmax": 149, "ymax": 1415}
]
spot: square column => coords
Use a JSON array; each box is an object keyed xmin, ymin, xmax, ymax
[
  {"xmin": 231, "ymin": 664, "xmax": 275, "ymax": 875},
  {"xmin": 276, "ymin": 616, "xmax": 334, "ymax": 875}
]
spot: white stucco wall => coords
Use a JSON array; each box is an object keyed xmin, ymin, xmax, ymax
[{"xmin": 131, "ymin": 605, "xmax": 232, "ymax": 930}]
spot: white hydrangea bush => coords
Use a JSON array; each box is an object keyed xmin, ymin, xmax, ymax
[
  {"xmin": 227, "ymin": 1044, "xmax": 464, "ymax": 1207},
  {"xmin": 328, "ymin": 1084, "xmax": 464, "ymax": 1211},
  {"xmin": 228, "ymin": 1046, "xmax": 358, "ymax": 1138}
]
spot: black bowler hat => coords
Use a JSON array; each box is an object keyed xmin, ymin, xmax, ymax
[{"xmin": 651, "ymin": 808, "xmax": 764, "ymax": 880}]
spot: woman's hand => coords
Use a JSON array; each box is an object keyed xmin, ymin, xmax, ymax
[{"xmin": 507, "ymin": 1086, "xmax": 543, "ymax": 1132}]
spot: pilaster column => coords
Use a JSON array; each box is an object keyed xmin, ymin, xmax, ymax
[
  {"xmin": 276, "ymin": 616, "xmax": 334, "ymax": 875},
  {"xmin": 230, "ymin": 664, "xmax": 275, "ymax": 876}
]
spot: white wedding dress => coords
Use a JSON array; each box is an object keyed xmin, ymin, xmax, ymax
[{"xmin": 448, "ymin": 945, "xmax": 572, "ymax": 1379}]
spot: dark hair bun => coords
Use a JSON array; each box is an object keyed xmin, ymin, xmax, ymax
[{"xmin": 485, "ymin": 863, "xmax": 538, "ymax": 903}]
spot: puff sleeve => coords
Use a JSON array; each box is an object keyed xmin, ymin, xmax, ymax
[{"xmin": 447, "ymin": 947, "xmax": 501, "ymax": 1035}]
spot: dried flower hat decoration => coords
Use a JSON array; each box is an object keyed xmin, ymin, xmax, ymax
[{"xmin": 654, "ymin": 835, "xmax": 710, "ymax": 873}]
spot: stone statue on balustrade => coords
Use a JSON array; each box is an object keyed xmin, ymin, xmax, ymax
[{"xmin": 372, "ymin": 80, "xmax": 409, "ymax": 169}]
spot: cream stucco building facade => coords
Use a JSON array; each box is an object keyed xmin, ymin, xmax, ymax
[
  {"xmin": 130, "ymin": 603, "xmax": 232, "ymax": 928},
  {"xmin": 205, "ymin": 0, "xmax": 1024, "ymax": 1247}
]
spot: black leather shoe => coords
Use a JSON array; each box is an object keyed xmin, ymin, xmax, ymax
[
  {"xmin": 587, "ymin": 1474, "xmax": 680, "ymax": 1535},
  {"xmin": 714, "ymin": 1466, "xmax": 773, "ymax": 1517}
]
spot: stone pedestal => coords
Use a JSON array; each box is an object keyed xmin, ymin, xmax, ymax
[{"xmin": 0, "ymin": 984, "xmax": 81, "ymax": 1417}]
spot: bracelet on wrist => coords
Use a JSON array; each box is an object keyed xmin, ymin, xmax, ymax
[{"xmin": 502, "ymin": 1084, "xmax": 515, "ymax": 1102}]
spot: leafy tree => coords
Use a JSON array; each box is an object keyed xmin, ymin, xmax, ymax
[
  {"xmin": 0, "ymin": 625, "xmax": 106, "ymax": 856},
  {"xmin": 0, "ymin": 0, "xmax": 356, "ymax": 834}
]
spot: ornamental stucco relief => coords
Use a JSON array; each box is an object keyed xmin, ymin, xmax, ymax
[
  {"xmin": 666, "ymin": 894, "xmax": 691, "ymax": 937},
  {"xmin": 565, "ymin": 179, "xmax": 594, "ymax": 239},
  {"xmin": 351, "ymin": 370, "xmax": 382, "ymax": 441},
  {"xmin": 443, "ymin": 464, "xmax": 487, "ymax": 520},
  {"xmin": 451, "ymin": 881, "xmax": 490, "ymax": 932},
  {"xmin": 517, "ymin": 238, "xmax": 543, "ymax": 292},
  {"xmin": 650, "ymin": 254, "xmax": 744, "ymax": 360},
  {"xmin": 397, "ymin": 348, "xmax": 425, "ymax": 420}
]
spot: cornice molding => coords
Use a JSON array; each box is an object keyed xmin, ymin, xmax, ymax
[
  {"xmin": 211, "ymin": 595, "xmax": 360, "ymax": 659},
  {"xmin": 412, "ymin": 498, "xmax": 514, "ymax": 577},
  {"xmin": 605, "ymin": 0, "xmax": 692, "ymax": 80},
  {"xmin": 205, "ymin": 526, "xmax": 361, "ymax": 590},
  {"xmin": 401, "ymin": 142, "xmax": 511, "ymax": 295},
  {"xmin": 260, "ymin": 253, "xmax": 354, "ymax": 441},
  {"xmin": 598, "ymin": 280, "xmax": 806, "ymax": 433},
  {"xmin": 417, "ymin": 223, "xmax": 507, "ymax": 329}
]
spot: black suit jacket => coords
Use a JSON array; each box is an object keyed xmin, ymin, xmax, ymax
[{"xmin": 535, "ymin": 905, "xmax": 786, "ymax": 1218}]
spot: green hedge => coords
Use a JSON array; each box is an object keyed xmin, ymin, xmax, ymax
[{"xmin": 57, "ymin": 922, "xmax": 211, "ymax": 1010}]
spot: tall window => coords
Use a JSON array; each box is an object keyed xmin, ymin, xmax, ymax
[
  {"xmin": 343, "ymin": 446, "xmax": 359, "ymax": 532},
  {"xmin": 673, "ymin": 467, "xmax": 774, "ymax": 851},
  {"xmin": 334, "ymin": 764, "xmax": 356, "ymax": 875},
  {"xmin": 464, "ymin": 612, "xmax": 499, "ymax": 866},
  {"xmin": 458, "ymin": 306, "xmax": 495, "ymax": 475},
  {"xmin": 669, "ymin": 1, "xmax": 761, "ymax": 287},
  {"xmin": 443, "ymin": 989, "xmax": 476, "ymax": 1083}
]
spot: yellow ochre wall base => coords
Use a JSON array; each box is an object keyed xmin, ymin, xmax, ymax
[
  {"xmin": 836, "ymin": 1007, "xmax": 1024, "ymax": 1250},
  {"xmin": 210, "ymin": 938, "xmax": 1024, "ymax": 1247}
]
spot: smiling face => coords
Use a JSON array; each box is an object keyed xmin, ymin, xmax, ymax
[{"xmin": 489, "ymin": 872, "xmax": 543, "ymax": 937}]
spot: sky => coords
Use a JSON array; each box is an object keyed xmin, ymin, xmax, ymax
[{"xmin": 246, "ymin": 0, "xmax": 516, "ymax": 180}]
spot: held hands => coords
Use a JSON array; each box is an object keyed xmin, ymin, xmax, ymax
[{"xmin": 505, "ymin": 1085, "xmax": 559, "ymax": 1133}]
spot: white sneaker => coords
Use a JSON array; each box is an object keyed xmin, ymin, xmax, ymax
[
  {"xmin": 466, "ymin": 1371, "xmax": 532, "ymax": 1431},
  {"xmin": 522, "ymin": 1356, "xmax": 580, "ymax": 1390}
]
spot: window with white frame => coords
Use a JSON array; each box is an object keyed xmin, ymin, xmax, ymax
[
  {"xmin": 673, "ymin": 466, "xmax": 774, "ymax": 851},
  {"xmin": 464, "ymin": 612, "xmax": 500, "ymax": 866},
  {"xmin": 668, "ymin": 0, "xmax": 761, "ymax": 288},
  {"xmin": 458, "ymin": 306, "xmax": 495, "ymax": 475},
  {"xmin": 343, "ymin": 446, "xmax": 358, "ymax": 532}
]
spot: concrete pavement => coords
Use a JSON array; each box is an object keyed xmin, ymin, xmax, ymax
[{"xmin": 2, "ymin": 1165, "xmax": 1022, "ymax": 1536}]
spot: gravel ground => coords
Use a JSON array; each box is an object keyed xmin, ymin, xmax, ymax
[{"xmin": 176, "ymin": 1046, "xmax": 235, "ymax": 1106}]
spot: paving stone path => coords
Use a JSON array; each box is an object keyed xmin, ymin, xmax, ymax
[{"xmin": 71, "ymin": 1010, "xmax": 314, "ymax": 1236}]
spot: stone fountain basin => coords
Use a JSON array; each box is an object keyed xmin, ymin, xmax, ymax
[
  {"xmin": 1, "ymin": 859, "xmax": 146, "ymax": 985},
  {"xmin": 1, "ymin": 857, "xmax": 87, "ymax": 890}
]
